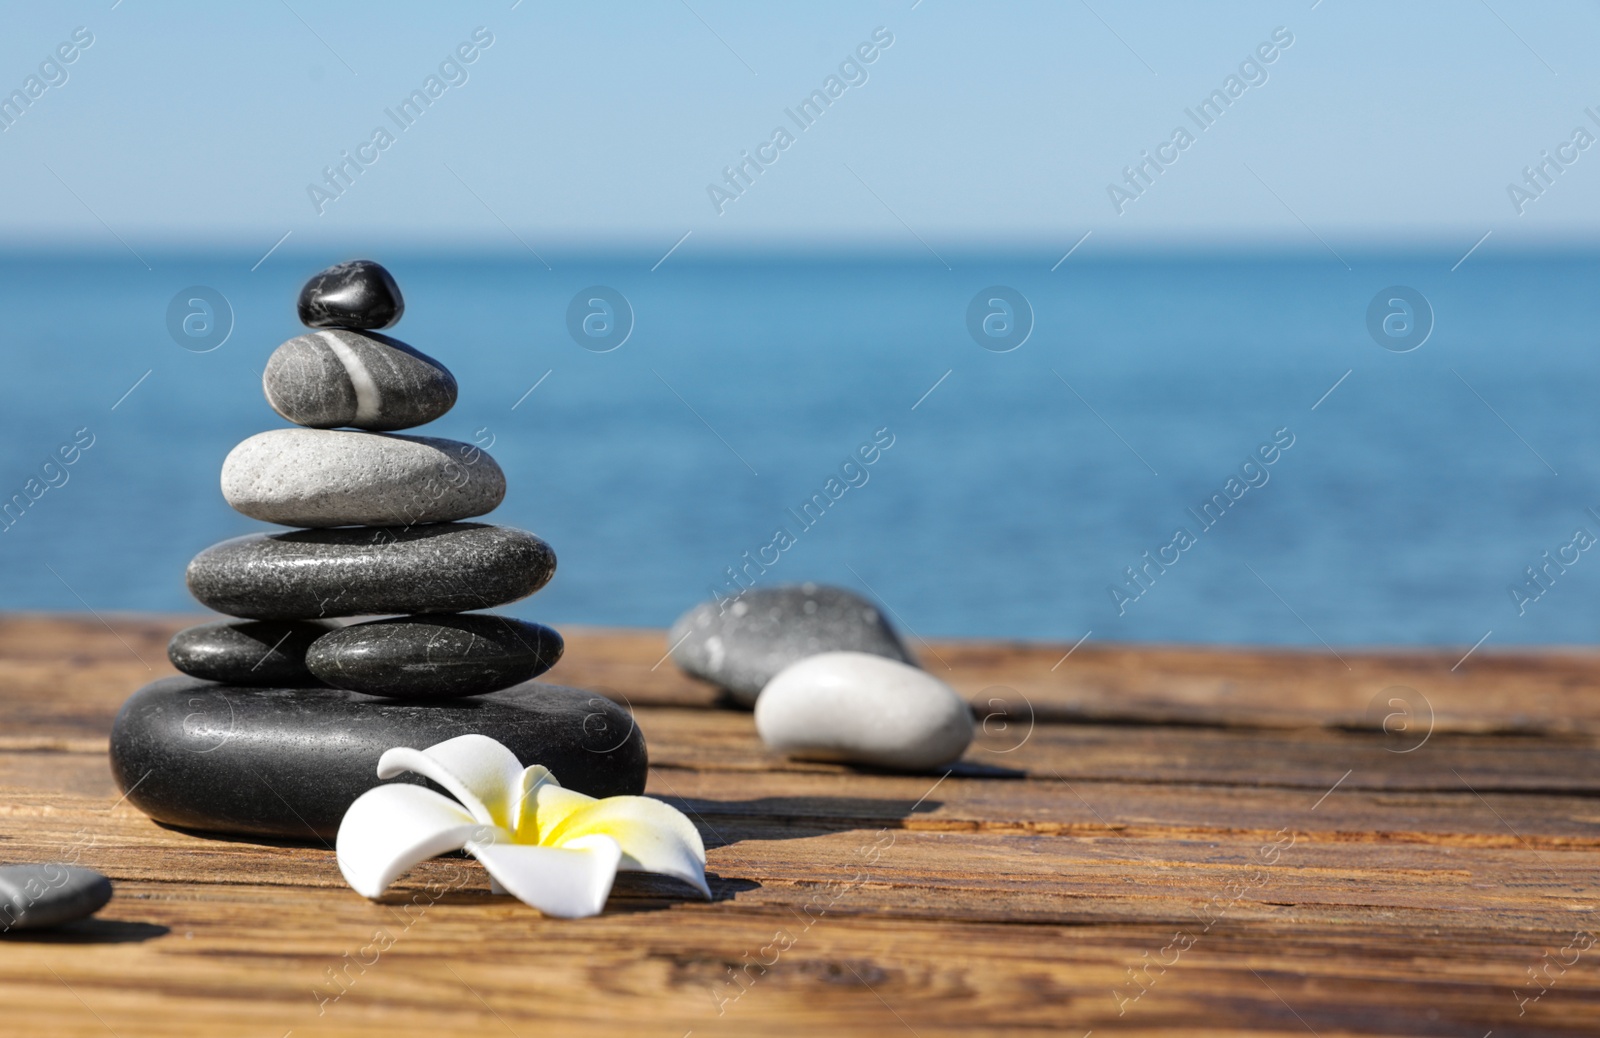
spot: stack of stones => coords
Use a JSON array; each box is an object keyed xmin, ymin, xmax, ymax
[{"xmin": 110, "ymin": 260, "xmax": 644, "ymax": 841}]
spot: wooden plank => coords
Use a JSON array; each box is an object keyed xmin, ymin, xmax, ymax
[
  {"xmin": 2, "ymin": 613, "xmax": 1598, "ymax": 1036},
  {"xmin": 5, "ymin": 878, "xmax": 1597, "ymax": 1038},
  {"xmin": 635, "ymin": 703, "xmax": 1600, "ymax": 794},
  {"xmin": 4, "ymin": 753, "xmax": 1599, "ymax": 932},
  {"xmin": 928, "ymin": 637, "xmax": 1600, "ymax": 735},
  {"xmin": 12, "ymin": 614, "xmax": 1600, "ymax": 738},
  {"xmin": 31, "ymin": 705, "xmax": 1600, "ymax": 800}
]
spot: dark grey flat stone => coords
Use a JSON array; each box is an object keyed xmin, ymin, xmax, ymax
[
  {"xmin": 186, "ymin": 523, "xmax": 555, "ymax": 620},
  {"xmin": 110, "ymin": 675, "xmax": 645, "ymax": 841},
  {"xmin": 669, "ymin": 583, "xmax": 915, "ymax": 707},
  {"xmin": 0, "ymin": 865, "xmax": 112, "ymax": 932},
  {"xmin": 297, "ymin": 259, "xmax": 404, "ymax": 330},
  {"xmin": 306, "ymin": 614, "xmax": 563, "ymax": 699},
  {"xmin": 263, "ymin": 329, "xmax": 455, "ymax": 431},
  {"xmin": 168, "ymin": 619, "xmax": 335, "ymax": 686}
]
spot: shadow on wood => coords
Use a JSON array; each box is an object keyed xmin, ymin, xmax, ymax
[
  {"xmin": 656, "ymin": 795, "xmax": 943, "ymax": 850},
  {"xmin": 0, "ymin": 918, "xmax": 170, "ymax": 944}
]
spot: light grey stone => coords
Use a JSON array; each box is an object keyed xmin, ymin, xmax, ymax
[
  {"xmin": 220, "ymin": 428, "xmax": 505, "ymax": 528},
  {"xmin": 185, "ymin": 522, "xmax": 555, "ymax": 619},
  {"xmin": 263, "ymin": 329, "xmax": 455, "ymax": 431},
  {"xmin": 754, "ymin": 651, "xmax": 973, "ymax": 771},
  {"xmin": 668, "ymin": 584, "xmax": 914, "ymax": 707}
]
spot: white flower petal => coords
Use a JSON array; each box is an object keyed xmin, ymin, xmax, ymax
[
  {"xmin": 544, "ymin": 796, "xmax": 710, "ymax": 899},
  {"xmin": 511, "ymin": 766, "xmax": 599, "ymax": 844},
  {"xmin": 468, "ymin": 834, "xmax": 623, "ymax": 918},
  {"xmin": 336, "ymin": 783, "xmax": 484, "ymax": 898},
  {"xmin": 509, "ymin": 764, "xmax": 563, "ymax": 837},
  {"xmin": 376, "ymin": 734, "xmax": 526, "ymax": 829}
]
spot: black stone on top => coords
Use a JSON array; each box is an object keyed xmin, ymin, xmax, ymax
[
  {"xmin": 306, "ymin": 614, "xmax": 564, "ymax": 700},
  {"xmin": 168, "ymin": 619, "xmax": 335, "ymax": 686},
  {"xmin": 297, "ymin": 259, "xmax": 404, "ymax": 330},
  {"xmin": 109, "ymin": 676, "xmax": 646, "ymax": 840}
]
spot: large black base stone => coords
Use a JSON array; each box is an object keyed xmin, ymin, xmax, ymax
[{"xmin": 109, "ymin": 676, "xmax": 647, "ymax": 841}]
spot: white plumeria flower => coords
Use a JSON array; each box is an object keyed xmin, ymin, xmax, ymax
[{"xmin": 336, "ymin": 734, "xmax": 709, "ymax": 918}]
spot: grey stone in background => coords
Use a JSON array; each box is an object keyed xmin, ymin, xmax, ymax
[
  {"xmin": 296, "ymin": 259, "xmax": 405, "ymax": 330},
  {"xmin": 168, "ymin": 619, "xmax": 336, "ymax": 686},
  {"xmin": 754, "ymin": 651, "xmax": 973, "ymax": 771},
  {"xmin": 668, "ymin": 583, "xmax": 915, "ymax": 707},
  {"xmin": 263, "ymin": 329, "xmax": 456, "ymax": 431},
  {"xmin": 186, "ymin": 522, "xmax": 556, "ymax": 620},
  {"xmin": 0, "ymin": 865, "xmax": 113, "ymax": 932},
  {"xmin": 306, "ymin": 614, "xmax": 564, "ymax": 699},
  {"xmin": 220, "ymin": 428, "xmax": 505, "ymax": 528},
  {"xmin": 109, "ymin": 676, "xmax": 644, "ymax": 840}
]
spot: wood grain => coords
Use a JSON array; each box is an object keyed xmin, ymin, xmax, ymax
[{"xmin": 0, "ymin": 612, "xmax": 1596, "ymax": 1036}]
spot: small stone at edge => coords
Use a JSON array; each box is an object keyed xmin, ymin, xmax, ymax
[{"xmin": 0, "ymin": 865, "xmax": 113, "ymax": 932}]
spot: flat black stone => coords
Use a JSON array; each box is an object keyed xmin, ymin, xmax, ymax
[
  {"xmin": 297, "ymin": 259, "xmax": 404, "ymax": 330},
  {"xmin": 110, "ymin": 676, "xmax": 646, "ymax": 841},
  {"xmin": 168, "ymin": 619, "xmax": 334, "ymax": 686},
  {"xmin": 669, "ymin": 583, "xmax": 915, "ymax": 707},
  {"xmin": 306, "ymin": 614, "xmax": 563, "ymax": 699},
  {"xmin": 185, "ymin": 523, "xmax": 556, "ymax": 620},
  {"xmin": 0, "ymin": 865, "xmax": 112, "ymax": 932}
]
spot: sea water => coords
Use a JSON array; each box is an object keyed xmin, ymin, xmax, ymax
[{"xmin": 1, "ymin": 248, "xmax": 1596, "ymax": 647}]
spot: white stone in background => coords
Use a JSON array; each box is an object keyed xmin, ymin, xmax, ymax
[
  {"xmin": 220, "ymin": 428, "xmax": 504, "ymax": 528},
  {"xmin": 754, "ymin": 651, "xmax": 973, "ymax": 771}
]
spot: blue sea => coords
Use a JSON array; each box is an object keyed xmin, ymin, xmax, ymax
[{"xmin": 3, "ymin": 248, "xmax": 1598, "ymax": 648}]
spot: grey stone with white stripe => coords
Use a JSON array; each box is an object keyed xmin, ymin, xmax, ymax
[
  {"xmin": 263, "ymin": 329, "xmax": 457, "ymax": 431},
  {"xmin": 221, "ymin": 428, "xmax": 505, "ymax": 528}
]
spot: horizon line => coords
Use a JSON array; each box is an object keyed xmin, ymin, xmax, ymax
[{"xmin": 2, "ymin": 238, "xmax": 1599, "ymax": 261}]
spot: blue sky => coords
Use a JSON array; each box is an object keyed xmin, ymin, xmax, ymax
[{"xmin": 2, "ymin": 1, "xmax": 1598, "ymax": 255}]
